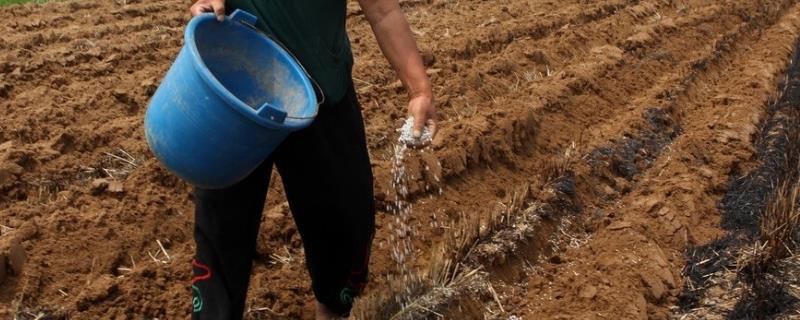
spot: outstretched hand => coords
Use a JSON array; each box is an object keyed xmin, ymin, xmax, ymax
[
  {"xmin": 407, "ymin": 93, "xmax": 437, "ymax": 141},
  {"xmin": 189, "ymin": 0, "xmax": 226, "ymax": 21}
]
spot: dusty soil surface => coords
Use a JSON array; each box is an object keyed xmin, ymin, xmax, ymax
[{"xmin": 2, "ymin": 0, "xmax": 800, "ymax": 319}]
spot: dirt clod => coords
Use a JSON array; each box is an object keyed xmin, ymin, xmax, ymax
[
  {"xmin": 579, "ymin": 285, "xmax": 598, "ymax": 299},
  {"xmin": 607, "ymin": 221, "xmax": 632, "ymax": 230}
]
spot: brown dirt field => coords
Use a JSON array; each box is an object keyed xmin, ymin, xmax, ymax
[{"xmin": 2, "ymin": 0, "xmax": 800, "ymax": 319}]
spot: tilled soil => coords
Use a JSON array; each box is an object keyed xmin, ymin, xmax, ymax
[{"xmin": 1, "ymin": 0, "xmax": 800, "ymax": 319}]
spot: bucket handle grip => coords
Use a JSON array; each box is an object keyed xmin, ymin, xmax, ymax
[
  {"xmin": 230, "ymin": 8, "xmax": 257, "ymax": 27},
  {"xmin": 230, "ymin": 9, "xmax": 325, "ymax": 121},
  {"xmin": 256, "ymin": 103, "xmax": 288, "ymax": 124}
]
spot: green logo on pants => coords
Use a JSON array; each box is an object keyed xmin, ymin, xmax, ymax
[{"xmin": 192, "ymin": 285, "xmax": 203, "ymax": 312}]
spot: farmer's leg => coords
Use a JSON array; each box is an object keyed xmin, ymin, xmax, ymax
[
  {"xmin": 192, "ymin": 160, "xmax": 273, "ymax": 319},
  {"xmin": 274, "ymin": 83, "xmax": 376, "ymax": 317}
]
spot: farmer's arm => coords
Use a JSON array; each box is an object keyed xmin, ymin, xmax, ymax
[{"xmin": 358, "ymin": 0, "xmax": 436, "ymax": 138}]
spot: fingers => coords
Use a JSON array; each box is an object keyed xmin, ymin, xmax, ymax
[
  {"xmin": 188, "ymin": 0, "xmax": 225, "ymax": 21},
  {"xmin": 412, "ymin": 112, "xmax": 426, "ymax": 139},
  {"xmin": 427, "ymin": 118, "xmax": 438, "ymax": 138},
  {"xmin": 213, "ymin": 2, "xmax": 226, "ymax": 21},
  {"xmin": 426, "ymin": 105, "xmax": 437, "ymax": 138},
  {"xmin": 188, "ymin": 3, "xmax": 207, "ymax": 17}
]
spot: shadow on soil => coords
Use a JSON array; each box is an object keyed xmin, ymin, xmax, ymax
[{"xmin": 678, "ymin": 41, "xmax": 800, "ymax": 319}]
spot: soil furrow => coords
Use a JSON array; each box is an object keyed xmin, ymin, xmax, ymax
[
  {"xmin": 677, "ymin": 43, "xmax": 800, "ymax": 318},
  {"xmin": 383, "ymin": 0, "xmax": 777, "ymax": 204},
  {"xmin": 516, "ymin": 3, "xmax": 800, "ymax": 319},
  {"xmin": 347, "ymin": 1, "xmax": 798, "ymax": 318}
]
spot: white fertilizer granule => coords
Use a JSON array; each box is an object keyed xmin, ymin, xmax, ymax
[
  {"xmin": 387, "ymin": 115, "xmax": 443, "ymax": 306},
  {"xmin": 397, "ymin": 116, "xmax": 433, "ymax": 147}
]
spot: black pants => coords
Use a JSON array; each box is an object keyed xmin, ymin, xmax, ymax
[{"xmin": 191, "ymin": 84, "xmax": 376, "ymax": 319}]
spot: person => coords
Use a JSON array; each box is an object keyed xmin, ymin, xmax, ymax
[{"xmin": 187, "ymin": 0, "xmax": 436, "ymax": 319}]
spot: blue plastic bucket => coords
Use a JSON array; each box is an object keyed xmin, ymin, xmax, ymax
[{"xmin": 144, "ymin": 10, "xmax": 318, "ymax": 189}]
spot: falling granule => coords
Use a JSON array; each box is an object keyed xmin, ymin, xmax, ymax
[
  {"xmin": 388, "ymin": 116, "xmax": 444, "ymax": 308},
  {"xmin": 390, "ymin": 130, "xmax": 413, "ymax": 278}
]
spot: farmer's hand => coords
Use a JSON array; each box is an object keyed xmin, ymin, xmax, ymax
[
  {"xmin": 408, "ymin": 92, "xmax": 437, "ymax": 140},
  {"xmin": 190, "ymin": 0, "xmax": 226, "ymax": 22}
]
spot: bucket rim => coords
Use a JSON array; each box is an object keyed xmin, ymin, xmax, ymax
[{"xmin": 183, "ymin": 13, "xmax": 318, "ymax": 130}]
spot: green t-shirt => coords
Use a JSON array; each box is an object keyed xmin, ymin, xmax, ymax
[{"xmin": 226, "ymin": 0, "xmax": 353, "ymax": 103}]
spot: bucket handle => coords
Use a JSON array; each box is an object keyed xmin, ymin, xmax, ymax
[{"xmin": 230, "ymin": 9, "xmax": 324, "ymax": 121}]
